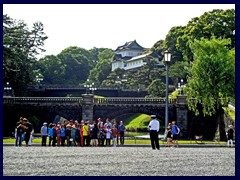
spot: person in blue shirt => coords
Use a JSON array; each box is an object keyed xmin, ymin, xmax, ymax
[
  {"xmin": 118, "ymin": 121, "xmax": 126, "ymax": 145},
  {"xmin": 171, "ymin": 121, "xmax": 180, "ymax": 147},
  {"xmin": 48, "ymin": 123, "xmax": 53, "ymax": 146},
  {"xmin": 41, "ymin": 122, "xmax": 48, "ymax": 146}
]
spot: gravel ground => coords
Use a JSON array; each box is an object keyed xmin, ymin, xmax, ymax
[{"xmin": 3, "ymin": 146, "xmax": 235, "ymax": 176}]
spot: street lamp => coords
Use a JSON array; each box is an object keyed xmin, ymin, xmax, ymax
[
  {"xmin": 121, "ymin": 74, "xmax": 127, "ymax": 90},
  {"xmin": 180, "ymin": 79, "xmax": 184, "ymax": 95},
  {"xmin": 4, "ymin": 82, "xmax": 12, "ymax": 96},
  {"xmin": 36, "ymin": 73, "xmax": 43, "ymax": 88},
  {"xmin": 84, "ymin": 79, "xmax": 96, "ymax": 94},
  {"xmin": 115, "ymin": 76, "xmax": 122, "ymax": 90},
  {"xmin": 89, "ymin": 83, "xmax": 97, "ymax": 94},
  {"xmin": 164, "ymin": 50, "xmax": 171, "ymax": 131}
]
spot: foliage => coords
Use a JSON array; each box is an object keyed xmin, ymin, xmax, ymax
[
  {"xmin": 146, "ymin": 79, "xmax": 165, "ymax": 97},
  {"xmin": 176, "ymin": 9, "xmax": 235, "ymax": 62},
  {"xmin": 3, "ymin": 14, "xmax": 48, "ymax": 93},
  {"xmin": 88, "ymin": 49, "xmax": 114, "ymax": 86},
  {"xmin": 164, "ymin": 26, "xmax": 185, "ymax": 63},
  {"xmin": 187, "ymin": 36, "xmax": 235, "ymax": 116}
]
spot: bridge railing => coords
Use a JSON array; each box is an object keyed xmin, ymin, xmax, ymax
[
  {"xmin": 95, "ymin": 97, "xmax": 176, "ymax": 105},
  {"xmin": 3, "ymin": 97, "xmax": 83, "ymax": 105}
]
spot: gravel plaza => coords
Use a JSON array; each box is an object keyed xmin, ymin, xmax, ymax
[{"xmin": 3, "ymin": 146, "xmax": 235, "ymax": 176}]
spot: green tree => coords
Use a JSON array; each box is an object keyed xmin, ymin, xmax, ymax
[
  {"xmin": 187, "ymin": 36, "xmax": 235, "ymax": 141},
  {"xmin": 176, "ymin": 9, "xmax": 235, "ymax": 62},
  {"xmin": 34, "ymin": 55, "xmax": 66, "ymax": 85},
  {"xmin": 164, "ymin": 26, "xmax": 185, "ymax": 63},
  {"xmin": 88, "ymin": 49, "xmax": 114, "ymax": 86},
  {"xmin": 3, "ymin": 14, "xmax": 47, "ymax": 94},
  {"xmin": 57, "ymin": 46, "xmax": 92, "ymax": 85},
  {"xmin": 146, "ymin": 79, "xmax": 165, "ymax": 97}
]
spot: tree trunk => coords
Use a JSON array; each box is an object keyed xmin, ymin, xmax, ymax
[{"xmin": 217, "ymin": 106, "xmax": 227, "ymax": 141}]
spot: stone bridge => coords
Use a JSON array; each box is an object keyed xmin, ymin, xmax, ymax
[
  {"xmin": 3, "ymin": 95, "xmax": 187, "ymax": 135},
  {"xmin": 3, "ymin": 95, "xmax": 226, "ymax": 139}
]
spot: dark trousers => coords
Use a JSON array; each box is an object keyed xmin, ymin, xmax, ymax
[
  {"xmin": 25, "ymin": 133, "xmax": 30, "ymax": 146},
  {"xmin": 120, "ymin": 131, "xmax": 125, "ymax": 145},
  {"xmin": 15, "ymin": 134, "xmax": 22, "ymax": 146},
  {"xmin": 42, "ymin": 135, "xmax": 47, "ymax": 146},
  {"xmin": 106, "ymin": 139, "xmax": 111, "ymax": 146},
  {"xmin": 49, "ymin": 136, "xmax": 53, "ymax": 146},
  {"xmin": 150, "ymin": 130, "xmax": 159, "ymax": 149},
  {"xmin": 84, "ymin": 135, "xmax": 90, "ymax": 146}
]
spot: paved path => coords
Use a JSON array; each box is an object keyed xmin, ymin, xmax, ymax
[{"xmin": 3, "ymin": 146, "xmax": 235, "ymax": 176}]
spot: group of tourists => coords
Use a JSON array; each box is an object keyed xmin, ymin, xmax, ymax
[
  {"xmin": 15, "ymin": 116, "xmax": 126, "ymax": 147},
  {"xmin": 41, "ymin": 118, "xmax": 126, "ymax": 147}
]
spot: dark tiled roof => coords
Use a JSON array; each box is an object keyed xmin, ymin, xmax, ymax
[{"xmin": 115, "ymin": 40, "xmax": 145, "ymax": 52}]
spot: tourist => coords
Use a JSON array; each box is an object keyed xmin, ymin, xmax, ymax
[
  {"xmin": 227, "ymin": 125, "xmax": 234, "ymax": 148},
  {"xmin": 65, "ymin": 124, "xmax": 72, "ymax": 146},
  {"xmin": 52, "ymin": 124, "xmax": 57, "ymax": 146},
  {"xmin": 112, "ymin": 124, "xmax": 118, "ymax": 147},
  {"xmin": 23, "ymin": 118, "xmax": 33, "ymax": 147},
  {"xmin": 41, "ymin": 122, "xmax": 48, "ymax": 146},
  {"xmin": 48, "ymin": 123, "xmax": 54, "ymax": 146},
  {"xmin": 80, "ymin": 124, "xmax": 84, "ymax": 147},
  {"xmin": 71, "ymin": 125, "xmax": 77, "ymax": 146},
  {"xmin": 166, "ymin": 123, "xmax": 172, "ymax": 147},
  {"xmin": 105, "ymin": 125, "xmax": 112, "ymax": 146},
  {"xmin": 91, "ymin": 123, "xmax": 99, "ymax": 147},
  {"xmin": 112, "ymin": 119, "xmax": 119, "ymax": 145},
  {"xmin": 60, "ymin": 124, "xmax": 66, "ymax": 146},
  {"xmin": 148, "ymin": 115, "xmax": 160, "ymax": 150},
  {"xmin": 56, "ymin": 123, "xmax": 61, "ymax": 146},
  {"xmin": 83, "ymin": 122, "xmax": 90, "ymax": 146},
  {"xmin": 171, "ymin": 121, "xmax": 180, "ymax": 147},
  {"xmin": 15, "ymin": 117, "xmax": 24, "ymax": 147},
  {"xmin": 118, "ymin": 121, "xmax": 126, "ymax": 145},
  {"xmin": 75, "ymin": 124, "xmax": 81, "ymax": 146},
  {"xmin": 98, "ymin": 128, "xmax": 105, "ymax": 146}
]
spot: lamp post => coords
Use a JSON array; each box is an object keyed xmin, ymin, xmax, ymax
[
  {"xmin": 84, "ymin": 79, "xmax": 96, "ymax": 94},
  {"xmin": 121, "ymin": 74, "xmax": 127, "ymax": 90},
  {"xmin": 115, "ymin": 76, "xmax": 122, "ymax": 90},
  {"xmin": 36, "ymin": 74, "xmax": 43, "ymax": 88},
  {"xmin": 89, "ymin": 83, "xmax": 97, "ymax": 95},
  {"xmin": 164, "ymin": 50, "xmax": 171, "ymax": 131},
  {"xmin": 180, "ymin": 79, "xmax": 184, "ymax": 95},
  {"xmin": 4, "ymin": 82, "xmax": 12, "ymax": 96}
]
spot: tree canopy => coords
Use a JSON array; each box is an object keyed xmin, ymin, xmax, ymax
[{"xmin": 3, "ymin": 14, "xmax": 48, "ymax": 94}]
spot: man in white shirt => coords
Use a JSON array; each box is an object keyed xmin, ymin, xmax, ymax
[{"xmin": 148, "ymin": 115, "xmax": 160, "ymax": 150}]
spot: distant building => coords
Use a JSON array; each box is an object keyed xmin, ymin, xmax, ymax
[{"xmin": 111, "ymin": 40, "xmax": 163, "ymax": 71}]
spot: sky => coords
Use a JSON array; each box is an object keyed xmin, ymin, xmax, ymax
[{"xmin": 3, "ymin": 4, "xmax": 235, "ymax": 58}]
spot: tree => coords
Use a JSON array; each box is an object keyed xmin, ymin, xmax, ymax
[
  {"xmin": 176, "ymin": 9, "xmax": 235, "ymax": 62},
  {"xmin": 34, "ymin": 55, "xmax": 66, "ymax": 85},
  {"xmin": 3, "ymin": 14, "xmax": 48, "ymax": 94},
  {"xmin": 146, "ymin": 79, "xmax": 165, "ymax": 97},
  {"xmin": 164, "ymin": 26, "xmax": 185, "ymax": 63},
  {"xmin": 57, "ymin": 46, "xmax": 92, "ymax": 85},
  {"xmin": 187, "ymin": 36, "xmax": 235, "ymax": 141},
  {"xmin": 88, "ymin": 49, "xmax": 114, "ymax": 86}
]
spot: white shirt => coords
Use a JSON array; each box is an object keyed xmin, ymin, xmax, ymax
[{"xmin": 148, "ymin": 119, "xmax": 160, "ymax": 132}]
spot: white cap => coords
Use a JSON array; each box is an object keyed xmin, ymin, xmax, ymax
[
  {"xmin": 43, "ymin": 122, "xmax": 47, "ymax": 125},
  {"xmin": 150, "ymin": 115, "xmax": 156, "ymax": 118}
]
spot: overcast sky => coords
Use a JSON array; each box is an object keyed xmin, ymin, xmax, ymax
[{"xmin": 3, "ymin": 4, "xmax": 235, "ymax": 58}]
